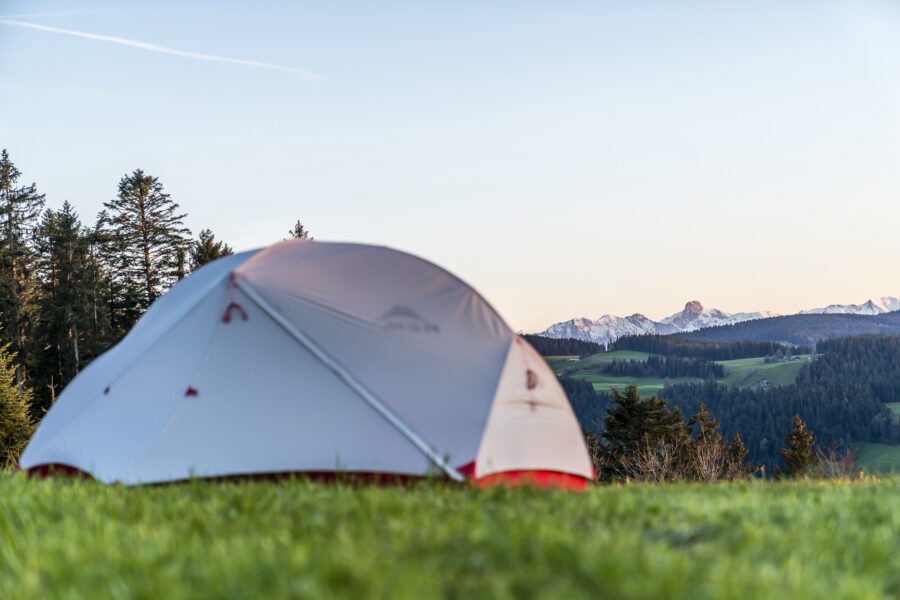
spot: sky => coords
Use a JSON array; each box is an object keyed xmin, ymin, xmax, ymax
[{"xmin": 1, "ymin": 1, "xmax": 899, "ymax": 332}]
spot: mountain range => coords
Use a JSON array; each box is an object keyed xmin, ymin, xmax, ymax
[{"xmin": 537, "ymin": 297, "xmax": 900, "ymax": 346}]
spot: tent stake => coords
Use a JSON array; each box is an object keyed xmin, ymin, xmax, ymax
[{"xmin": 233, "ymin": 275, "xmax": 465, "ymax": 482}]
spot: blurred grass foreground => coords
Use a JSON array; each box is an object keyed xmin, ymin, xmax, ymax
[{"xmin": 1, "ymin": 476, "xmax": 898, "ymax": 599}]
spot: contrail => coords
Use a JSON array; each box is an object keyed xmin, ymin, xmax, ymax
[
  {"xmin": 0, "ymin": 19, "xmax": 318, "ymax": 81},
  {"xmin": 0, "ymin": 10, "xmax": 120, "ymax": 19}
]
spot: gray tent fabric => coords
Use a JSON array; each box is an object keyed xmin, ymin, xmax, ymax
[{"xmin": 20, "ymin": 240, "xmax": 592, "ymax": 485}]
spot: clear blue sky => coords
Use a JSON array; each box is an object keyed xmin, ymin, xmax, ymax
[{"xmin": 2, "ymin": 1, "xmax": 899, "ymax": 332}]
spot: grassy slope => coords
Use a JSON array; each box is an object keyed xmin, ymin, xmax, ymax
[
  {"xmin": 547, "ymin": 351, "xmax": 809, "ymax": 394},
  {"xmin": 855, "ymin": 443, "xmax": 900, "ymax": 475},
  {"xmin": 547, "ymin": 350, "xmax": 696, "ymax": 394},
  {"xmin": 2, "ymin": 477, "xmax": 900, "ymax": 599},
  {"xmin": 855, "ymin": 408, "xmax": 900, "ymax": 475},
  {"xmin": 716, "ymin": 355, "xmax": 812, "ymax": 388}
]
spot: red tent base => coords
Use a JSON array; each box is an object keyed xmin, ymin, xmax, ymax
[
  {"xmin": 20, "ymin": 463, "xmax": 591, "ymax": 491},
  {"xmin": 19, "ymin": 463, "xmax": 93, "ymax": 479},
  {"xmin": 20, "ymin": 464, "xmax": 427, "ymax": 486},
  {"xmin": 474, "ymin": 470, "xmax": 590, "ymax": 491}
]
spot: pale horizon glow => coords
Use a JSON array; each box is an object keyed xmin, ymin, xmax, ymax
[{"xmin": 1, "ymin": 1, "xmax": 899, "ymax": 333}]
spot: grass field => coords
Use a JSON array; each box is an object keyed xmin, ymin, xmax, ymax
[
  {"xmin": 716, "ymin": 356, "xmax": 811, "ymax": 389},
  {"xmin": 546, "ymin": 352, "xmax": 810, "ymax": 393},
  {"xmin": 545, "ymin": 351, "xmax": 651, "ymax": 373},
  {"xmin": 545, "ymin": 351, "xmax": 692, "ymax": 394},
  {"xmin": 855, "ymin": 442, "xmax": 900, "ymax": 475},
  {"xmin": 886, "ymin": 403, "xmax": 900, "ymax": 417},
  {"xmin": 572, "ymin": 373, "xmax": 697, "ymax": 394},
  {"xmin": 3, "ymin": 476, "xmax": 900, "ymax": 598}
]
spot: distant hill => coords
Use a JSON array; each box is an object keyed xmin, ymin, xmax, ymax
[
  {"xmin": 521, "ymin": 334, "xmax": 602, "ymax": 357},
  {"xmin": 677, "ymin": 310, "xmax": 900, "ymax": 346}
]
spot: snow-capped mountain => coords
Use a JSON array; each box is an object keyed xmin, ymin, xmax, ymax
[
  {"xmin": 660, "ymin": 300, "xmax": 778, "ymax": 332},
  {"xmin": 537, "ymin": 301, "xmax": 774, "ymax": 346},
  {"xmin": 539, "ymin": 314, "xmax": 679, "ymax": 345},
  {"xmin": 536, "ymin": 296, "xmax": 899, "ymax": 346},
  {"xmin": 800, "ymin": 297, "xmax": 900, "ymax": 316}
]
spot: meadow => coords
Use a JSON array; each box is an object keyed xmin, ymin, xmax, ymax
[
  {"xmin": 546, "ymin": 351, "xmax": 693, "ymax": 394},
  {"xmin": 546, "ymin": 351, "xmax": 808, "ymax": 394},
  {"xmin": 2, "ymin": 476, "xmax": 900, "ymax": 599},
  {"xmin": 716, "ymin": 356, "xmax": 812, "ymax": 388},
  {"xmin": 855, "ymin": 443, "xmax": 900, "ymax": 475}
]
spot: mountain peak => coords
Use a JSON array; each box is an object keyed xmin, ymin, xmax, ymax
[
  {"xmin": 534, "ymin": 295, "xmax": 900, "ymax": 347},
  {"xmin": 682, "ymin": 300, "xmax": 704, "ymax": 315},
  {"xmin": 536, "ymin": 299, "xmax": 779, "ymax": 346}
]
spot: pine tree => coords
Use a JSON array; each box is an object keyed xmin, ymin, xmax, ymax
[
  {"xmin": 688, "ymin": 402, "xmax": 728, "ymax": 481},
  {"xmin": 191, "ymin": 228, "xmax": 233, "ymax": 269},
  {"xmin": 724, "ymin": 432, "xmax": 757, "ymax": 480},
  {"xmin": 0, "ymin": 343, "xmax": 35, "ymax": 469},
  {"xmin": 91, "ymin": 210, "xmax": 143, "ymax": 338},
  {"xmin": 600, "ymin": 385, "xmax": 690, "ymax": 481},
  {"xmin": 32, "ymin": 202, "xmax": 93, "ymax": 410},
  {"xmin": 103, "ymin": 170, "xmax": 190, "ymax": 309},
  {"xmin": 780, "ymin": 415, "xmax": 818, "ymax": 477},
  {"xmin": 0, "ymin": 149, "xmax": 45, "ymax": 385},
  {"xmin": 287, "ymin": 221, "xmax": 312, "ymax": 239}
]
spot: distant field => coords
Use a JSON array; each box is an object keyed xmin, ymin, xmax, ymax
[
  {"xmin": 855, "ymin": 442, "xmax": 900, "ymax": 475},
  {"xmin": 545, "ymin": 350, "xmax": 651, "ymax": 374},
  {"xmin": 546, "ymin": 351, "xmax": 809, "ymax": 393},
  {"xmin": 5, "ymin": 477, "xmax": 900, "ymax": 598},
  {"xmin": 546, "ymin": 351, "xmax": 678, "ymax": 393},
  {"xmin": 886, "ymin": 403, "xmax": 900, "ymax": 417},
  {"xmin": 575, "ymin": 374, "xmax": 697, "ymax": 395},
  {"xmin": 543, "ymin": 355, "xmax": 581, "ymax": 371},
  {"xmin": 716, "ymin": 355, "xmax": 811, "ymax": 389}
]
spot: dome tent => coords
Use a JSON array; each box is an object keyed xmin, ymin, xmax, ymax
[{"xmin": 20, "ymin": 240, "xmax": 593, "ymax": 488}]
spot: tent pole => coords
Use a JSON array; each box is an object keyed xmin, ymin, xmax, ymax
[{"xmin": 233, "ymin": 276, "xmax": 465, "ymax": 482}]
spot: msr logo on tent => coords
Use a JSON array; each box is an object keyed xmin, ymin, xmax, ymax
[{"xmin": 378, "ymin": 305, "xmax": 440, "ymax": 334}]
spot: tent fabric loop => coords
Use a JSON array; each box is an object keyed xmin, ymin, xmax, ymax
[{"xmin": 222, "ymin": 302, "xmax": 248, "ymax": 323}]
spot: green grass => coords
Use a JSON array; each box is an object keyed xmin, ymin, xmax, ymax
[
  {"xmin": 886, "ymin": 403, "xmax": 900, "ymax": 417},
  {"xmin": 855, "ymin": 442, "xmax": 900, "ymax": 475},
  {"xmin": 546, "ymin": 352, "xmax": 811, "ymax": 394},
  {"xmin": 716, "ymin": 355, "xmax": 811, "ymax": 388},
  {"xmin": 547, "ymin": 351, "xmax": 687, "ymax": 394},
  {"xmin": 574, "ymin": 373, "xmax": 698, "ymax": 394},
  {"xmin": 543, "ymin": 355, "xmax": 582, "ymax": 371},
  {"xmin": 546, "ymin": 350, "xmax": 652, "ymax": 374},
  {"xmin": 4, "ymin": 476, "xmax": 900, "ymax": 598}
]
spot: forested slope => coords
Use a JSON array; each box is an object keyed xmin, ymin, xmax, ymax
[
  {"xmin": 569, "ymin": 335, "xmax": 900, "ymax": 472},
  {"xmin": 677, "ymin": 311, "xmax": 900, "ymax": 346}
]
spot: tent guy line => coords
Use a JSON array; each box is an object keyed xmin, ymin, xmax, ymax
[{"xmin": 0, "ymin": 19, "xmax": 318, "ymax": 81}]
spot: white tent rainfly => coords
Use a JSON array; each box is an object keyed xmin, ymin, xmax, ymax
[{"xmin": 20, "ymin": 240, "xmax": 593, "ymax": 489}]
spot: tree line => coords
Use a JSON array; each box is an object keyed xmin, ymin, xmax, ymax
[
  {"xmin": 603, "ymin": 355, "xmax": 724, "ymax": 380},
  {"xmin": 521, "ymin": 334, "xmax": 603, "ymax": 357},
  {"xmin": 583, "ymin": 384, "xmax": 835, "ymax": 481},
  {"xmin": 0, "ymin": 149, "xmax": 311, "ymax": 422}
]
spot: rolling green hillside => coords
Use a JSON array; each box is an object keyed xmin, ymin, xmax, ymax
[
  {"xmin": 546, "ymin": 351, "xmax": 682, "ymax": 394},
  {"xmin": 546, "ymin": 351, "xmax": 809, "ymax": 394},
  {"xmin": 855, "ymin": 443, "xmax": 900, "ymax": 475},
  {"xmin": 717, "ymin": 356, "xmax": 812, "ymax": 388}
]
